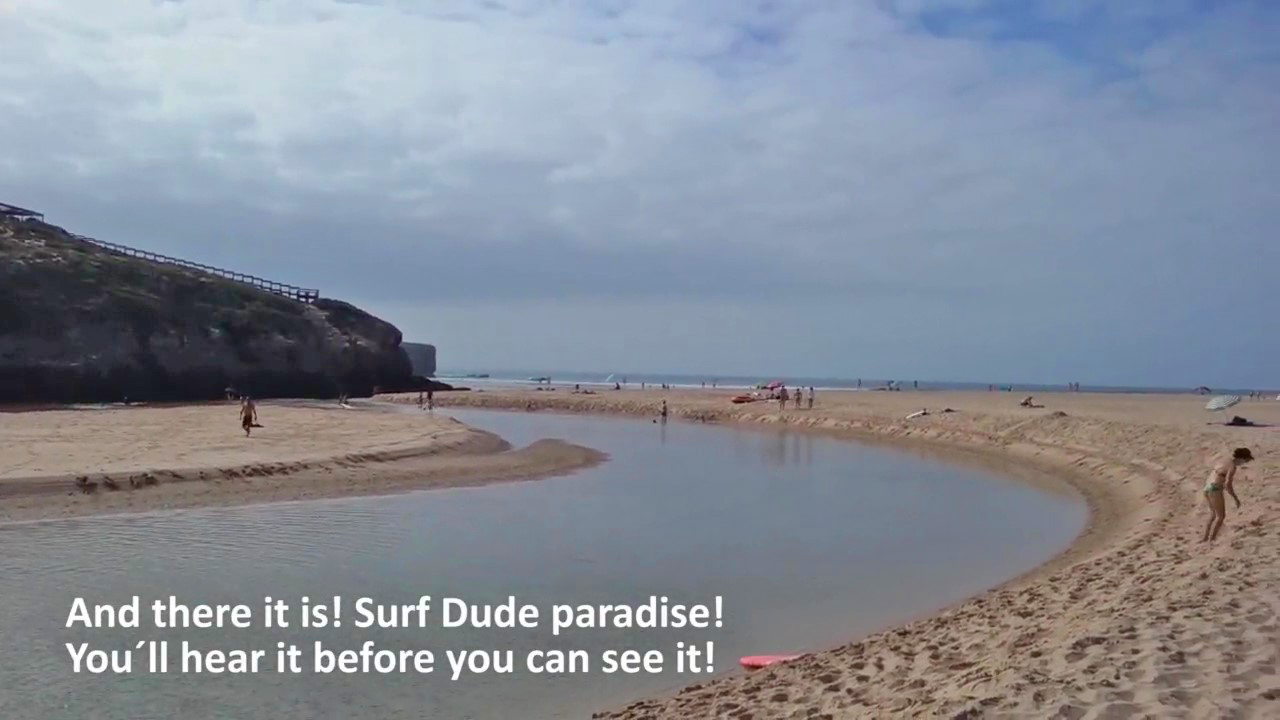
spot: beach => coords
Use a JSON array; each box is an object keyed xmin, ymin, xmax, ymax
[
  {"xmin": 0, "ymin": 401, "xmax": 604, "ymax": 523},
  {"xmin": 379, "ymin": 387, "xmax": 1279, "ymax": 718}
]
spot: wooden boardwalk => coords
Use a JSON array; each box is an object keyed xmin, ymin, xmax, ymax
[
  {"xmin": 74, "ymin": 235, "xmax": 320, "ymax": 303},
  {"xmin": 4, "ymin": 199, "xmax": 319, "ymax": 303}
]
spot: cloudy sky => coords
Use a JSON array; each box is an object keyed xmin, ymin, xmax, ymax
[{"xmin": 2, "ymin": 0, "xmax": 1276, "ymax": 387}]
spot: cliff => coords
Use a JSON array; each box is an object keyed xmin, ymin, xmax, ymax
[
  {"xmin": 0, "ymin": 217, "xmax": 414, "ymax": 403},
  {"xmin": 402, "ymin": 342, "xmax": 437, "ymax": 377}
]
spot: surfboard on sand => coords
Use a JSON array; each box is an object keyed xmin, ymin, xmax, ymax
[{"xmin": 739, "ymin": 654, "xmax": 801, "ymax": 669}]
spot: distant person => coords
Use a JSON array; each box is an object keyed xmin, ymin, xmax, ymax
[
  {"xmin": 426, "ymin": 388, "xmax": 435, "ymax": 411},
  {"xmin": 794, "ymin": 388, "xmax": 803, "ymax": 409},
  {"xmin": 417, "ymin": 391, "xmax": 424, "ymax": 408},
  {"xmin": 614, "ymin": 382, "xmax": 621, "ymax": 390},
  {"xmin": 913, "ymin": 380, "xmax": 918, "ymax": 390},
  {"xmin": 240, "ymin": 396, "xmax": 258, "ymax": 437},
  {"xmin": 778, "ymin": 386, "xmax": 789, "ymax": 410},
  {"xmin": 856, "ymin": 378, "xmax": 861, "ymax": 389},
  {"xmin": 807, "ymin": 386, "xmax": 815, "ymax": 409},
  {"xmin": 660, "ymin": 400, "xmax": 668, "ymax": 421},
  {"xmin": 1202, "ymin": 448, "xmax": 1253, "ymax": 542}
]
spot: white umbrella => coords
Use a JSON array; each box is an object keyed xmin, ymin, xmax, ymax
[{"xmin": 1205, "ymin": 395, "xmax": 1241, "ymax": 411}]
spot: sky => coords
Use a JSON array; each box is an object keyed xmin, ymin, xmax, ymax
[{"xmin": 1, "ymin": 0, "xmax": 1277, "ymax": 388}]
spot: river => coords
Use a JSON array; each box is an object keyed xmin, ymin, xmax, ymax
[{"xmin": 0, "ymin": 408, "xmax": 1085, "ymax": 719}]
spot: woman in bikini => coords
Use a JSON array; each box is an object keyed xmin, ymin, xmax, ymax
[{"xmin": 1202, "ymin": 447, "xmax": 1252, "ymax": 542}]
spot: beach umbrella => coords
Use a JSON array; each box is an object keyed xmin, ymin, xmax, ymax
[{"xmin": 1205, "ymin": 395, "xmax": 1241, "ymax": 412}]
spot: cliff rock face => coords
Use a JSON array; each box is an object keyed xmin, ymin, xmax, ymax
[
  {"xmin": 401, "ymin": 342, "xmax": 437, "ymax": 377},
  {"xmin": 0, "ymin": 217, "xmax": 413, "ymax": 403}
]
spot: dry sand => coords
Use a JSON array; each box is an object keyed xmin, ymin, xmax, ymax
[
  {"xmin": 0, "ymin": 401, "xmax": 604, "ymax": 522},
  {"xmin": 380, "ymin": 387, "xmax": 1279, "ymax": 719}
]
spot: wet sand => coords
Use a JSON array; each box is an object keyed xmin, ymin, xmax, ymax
[
  {"xmin": 0, "ymin": 401, "xmax": 604, "ymax": 522},
  {"xmin": 378, "ymin": 388, "xmax": 1280, "ymax": 718}
]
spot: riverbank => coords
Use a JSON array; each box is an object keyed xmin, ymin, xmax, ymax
[
  {"xmin": 0, "ymin": 401, "xmax": 605, "ymax": 522},
  {"xmin": 380, "ymin": 388, "xmax": 1279, "ymax": 718}
]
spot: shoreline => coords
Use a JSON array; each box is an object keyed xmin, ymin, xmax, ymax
[
  {"xmin": 381, "ymin": 388, "xmax": 1279, "ymax": 718},
  {"xmin": 0, "ymin": 401, "xmax": 606, "ymax": 523}
]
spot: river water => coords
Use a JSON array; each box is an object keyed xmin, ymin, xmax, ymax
[{"xmin": 0, "ymin": 408, "xmax": 1085, "ymax": 719}]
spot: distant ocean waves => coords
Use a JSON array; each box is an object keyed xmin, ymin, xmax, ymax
[{"xmin": 433, "ymin": 371, "xmax": 1256, "ymax": 395}]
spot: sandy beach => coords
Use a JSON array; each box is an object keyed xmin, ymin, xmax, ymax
[
  {"xmin": 0, "ymin": 401, "xmax": 604, "ymax": 523},
  {"xmin": 379, "ymin": 387, "xmax": 1279, "ymax": 718}
]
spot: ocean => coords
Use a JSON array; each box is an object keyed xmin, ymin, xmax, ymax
[{"xmin": 434, "ymin": 369, "xmax": 1264, "ymax": 396}]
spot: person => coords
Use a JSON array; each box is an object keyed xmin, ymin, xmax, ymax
[
  {"xmin": 1202, "ymin": 447, "xmax": 1252, "ymax": 542},
  {"xmin": 417, "ymin": 391, "xmax": 424, "ymax": 408},
  {"xmin": 240, "ymin": 396, "xmax": 257, "ymax": 437},
  {"xmin": 426, "ymin": 388, "xmax": 434, "ymax": 411},
  {"xmin": 807, "ymin": 386, "xmax": 815, "ymax": 409},
  {"xmin": 778, "ymin": 386, "xmax": 789, "ymax": 410},
  {"xmin": 660, "ymin": 400, "xmax": 668, "ymax": 422}
]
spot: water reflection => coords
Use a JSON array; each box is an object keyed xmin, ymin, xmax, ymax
[{"xmin": 0, "ymin": 409, "xmax": 1085, "ymax": 720}]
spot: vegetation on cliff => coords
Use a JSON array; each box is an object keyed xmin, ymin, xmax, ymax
[{"xmin": 0, "ymin": 217, "xmax": 413, "ymax": 403}]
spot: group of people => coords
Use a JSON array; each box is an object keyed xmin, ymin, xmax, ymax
[{"xmin": 776, "ymin": 386, "xmax": 815, "ymax": 410}]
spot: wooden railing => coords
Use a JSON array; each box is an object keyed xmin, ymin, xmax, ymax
[
  {"xmin": 74, "ymin": 234, "xmax": 320, "ymax": 303},
  {"xmin": 0, "ymin": 202, "xmax": 44, "ymax": 221}
]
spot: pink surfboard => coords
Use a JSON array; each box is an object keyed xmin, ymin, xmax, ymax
[{"xmin": 739, "ymin": 654, "xmax": 801, "ymax": 670}]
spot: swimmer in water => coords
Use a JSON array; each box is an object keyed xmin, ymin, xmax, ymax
[{"xmin": 1202, "ymin": 447, "xmax": 1252, "ymax": 542}]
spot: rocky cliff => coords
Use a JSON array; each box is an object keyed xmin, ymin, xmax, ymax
[
  {"xmin": 401, "ymin": 342, "xmax": 437, "ymax": 377},
  {"xmin": 0, "ymin": 217, "xmax": 414, "ymax": 403}
]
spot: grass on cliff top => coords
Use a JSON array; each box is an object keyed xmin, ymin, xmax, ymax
[{"xmin": 1, "ymin": 219, "xmax": 322, "ymax": 340}]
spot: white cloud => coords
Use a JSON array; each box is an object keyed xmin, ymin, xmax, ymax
[{"xmin": 0, "ymin": 0, "xmax": 1276, "ymax": 385}]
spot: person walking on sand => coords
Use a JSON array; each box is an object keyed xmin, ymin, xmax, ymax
[
  {"xmin": 807, "ymin": 386, "xmax": 815, "ymax": 409},
  {"xmin": 660, "ymin": 399, "xmax": 668, "ymax": 422},
  {"xmin": 426, "ymin": 388, "xmax": 435, "ymax": 411},
  {"xmin": 778, "ymin": 386, "xmax": 789, "ymax": 411},
  {"xmin": 1202, "ymin": 447, "xmax": 1252, "ymax": 542},
  {"xmin": 240, "ymin": 396, "xmax": 258, "ymax": 437}
]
